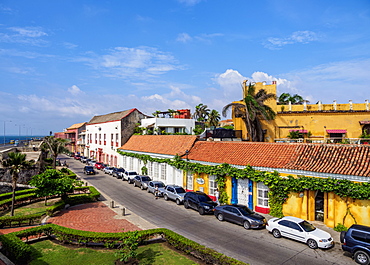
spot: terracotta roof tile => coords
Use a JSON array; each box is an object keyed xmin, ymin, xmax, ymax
[
  {"xmin": 119, "ymin": 135, "xmax": 198, "ymax": 156},
  {"xmin": 88, "ymin": 109, "xmax": 146, "ymax": 124},
  {"xmin": 67, "ymin": 122, "xmax": 86, "ymax": 130}
]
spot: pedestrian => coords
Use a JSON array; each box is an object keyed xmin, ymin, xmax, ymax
[
  {"xmin": 215, "ymin": 188, "xmax": 220, "ymax": 206},
  {"xmin": 155, "ymin": 185, "xmax": 159, "ymax": 200}
]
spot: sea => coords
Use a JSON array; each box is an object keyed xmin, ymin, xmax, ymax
[{"xmin": 1, "ymin": 135, "xmax": 45, "ymax": 145}]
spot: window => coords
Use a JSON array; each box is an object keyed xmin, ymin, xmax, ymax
[
  {"xmin": 111, "ymin": 133, "xmax": 114, "ymax": 146},
  {"xmin": 148, "ymin": 162, "xmax": 153, "ymax": 176},
  {"xmin": 187, "ymin": 172, "xmax": 193, "ymax": 190},
  {"xmin": 104, "ymin": 134, "xmax": 106, "ymax": 145},
  {"xmin": 116, "ymin": 133, "xmax": 119, "ymax": 147},
  {"xmin": 257, "ymin": 182, "xmax": 269, "ymax": 207},
  {"xmin": 209, "ymin": 175, "xmax": 217, "ymax": 196},
  {"xmin": 161, "ymin": 164, "xmax": 166, "ymax": 180},
  {"xmin": 154, "ymin": 163, "xmax": 159, "ymax": 179},
  {"xmin": 129, "ymin": 157, "xmax": 133, "ymax": 170},
  {"xmin": 95, "ymin": 133, "xmax": 97, "ymax": 144},
  {"xmin": 122, "ymin": 156, "xmax": 127, "ymax": 168}
]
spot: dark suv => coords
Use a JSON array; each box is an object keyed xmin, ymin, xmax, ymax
[
  {"xmin": 341, "ymin": 224, "xmax": 370, "ymax": 265},
  {"xmin": 83, "ymin": 166, "xmax": 96, "ymax": 175},
  {"xmin": 183, "ymin": 191, "xmax": 218, "ymax": 215}
]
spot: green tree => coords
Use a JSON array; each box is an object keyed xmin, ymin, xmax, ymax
[
  {"xmin": 152, "ymin": 110, "xmax": 161, "ymax": 117},
  {"xmin": 115, "ymin": 231, "xmax": 140, "ymax": 263},
  {"xmin": 287, "ymin": 130, "xmax": 303, "ymax": 139},
  {"xmin": 193, "ymin": 125, "xmax": 204, "ymax": 135},
  {"xmin": 192, "ymin": 103, "xmax": 210, "ymax": 122},
  {"xmin": 278, "ymin": 93, "xmax": 305, "ymax": 105},
  {"xmin": 41, "ymin": 136, "xmax": 68, "ymax": 169},
  {"xmin": 29, "ymin": 169, "xmax": 82, "ymax": 203},
  {"xmin": 206, "ymin": 109, "xmax": 221, "ymax": 128},
  {"xmin": 1, "ymin": 152, "xmax": 35, "ymax": 216},
  {"xmin": 222, "ymin": 81, "xmax": 276, "ymax": 142}
]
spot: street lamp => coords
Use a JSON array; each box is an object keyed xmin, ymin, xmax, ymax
[{"xmin": 3, "ymin": 120, "xmax": 12, "ymax": 145}]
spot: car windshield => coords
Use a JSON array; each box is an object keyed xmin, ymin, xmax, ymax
[
  {"xmin": 141, "ymin": 176, "xmax": 151, "ymax": 181},
  {"xmin": 155, "ymin": 183, "xmax": 165, "ymax": 188},
  {"xmin": 175, "ymin": 187, "xmax": 186, "ymax": 193},
  {"xmin": 117, "ymin": 168, "xmax": 124, "ymax": 172},
  {"xmin": 198, "ymin": 194, "xmax": 211, "ymax": 202},
  {"xmin": 129, "ymin": 172, "xmax": 138, "ymax": 175},
  {"xmin": 299, "ymin": 220, "xmax": 316, "ymax": 232},
  {"xmin": 238, "ymin": 206, "xmax": 254, "ymax": 216},
  {"xmin": 85, "ymin": 166, "xmax": 93, "ymax": 170}
]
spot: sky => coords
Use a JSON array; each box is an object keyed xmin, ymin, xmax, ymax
[{"xmin": 1, "ymin": 0, "xmax": 370, "ymax": 136}]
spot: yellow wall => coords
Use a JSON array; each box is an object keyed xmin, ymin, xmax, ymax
[
  {"xmin": 234, "ymin": 81, "xmax": 370, "ymax": 142},
  {"xmin": 282, "ymin": 190, "xmax": 370, "ymax": 228}
]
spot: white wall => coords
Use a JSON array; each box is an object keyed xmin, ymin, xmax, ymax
[{"xmin": 141, "ymin": 117, "xmax": 195, "ymax": 134}]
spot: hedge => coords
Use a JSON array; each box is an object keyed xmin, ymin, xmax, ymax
[
  {"xmin": 1, "ymin": 224, "xmax": 246, "ymax": 265},
  {"xmin": 0, "ymin": 188, "xmax": 37, "ymax": 201}
]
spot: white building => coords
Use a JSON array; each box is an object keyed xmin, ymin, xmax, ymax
[
  {"xmin": 141, "ymin": 117, "xmax": 195, "ymax": 135},
  {"xmin": 85, "ymin": 108, "xmax": 147, "ymax": 167}
]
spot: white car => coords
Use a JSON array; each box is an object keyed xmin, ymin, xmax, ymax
[
  {"xmin": 123, "ymin": 170, "xmax": 139, "ymax": 183},
  {"xmin": 266, "ymin": 216, "xmax": 334, "ymax": 249}
]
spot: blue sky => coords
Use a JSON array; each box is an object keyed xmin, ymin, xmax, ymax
[{"xmin": 1, "ymin": 0, "xmax": 370, "ymax": 136}]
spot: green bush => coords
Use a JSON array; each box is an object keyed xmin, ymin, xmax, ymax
[{"xmin": 334, "ymin": 223, "xmax": 348, "ymax": 232}]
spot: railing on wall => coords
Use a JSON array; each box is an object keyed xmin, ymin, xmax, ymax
[{"xmin": 274, "ymin": 138, "xmax": 370, "ymax": 144}]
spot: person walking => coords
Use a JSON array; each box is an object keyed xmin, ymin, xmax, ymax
[
  {"xmin": 215, "ymin": 188, "xmax": 220, "ymax": 206},
  {"xmin": 154, "ymin": 185, "xmax": 159, "ymax": 200}
]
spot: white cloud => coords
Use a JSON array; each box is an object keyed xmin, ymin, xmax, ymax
[
  {"xmin": 265, "ymin": 30, "xmax": 320, "ymax": 49},
  {"xmin": 76, "ymin": 46, "xmax": 181, "ymax": 80},
  {"xmin": 214, "ymin": 69, "xmax": 246, "ymax": 100},
  {"xmin": 67, "ymin": 85, "xmax": 84, "ymax": 96},
  {"xmin": 0, "ymin": 26, "xmax": 48, "ymax": 46},
  {"xmin": 177, "ymin": 0, "xmax": 202, "ymax": 6},
  {"xmin": 176, "ymin": 32, "xmax": 223, "ymax": 43},
  {"xmin": 63, "ymin": 42, "xmax": 78, "ymax": 49},
  {"xmin": 176, "ymin": 33, "xmax": 192, "ymax": 43}
]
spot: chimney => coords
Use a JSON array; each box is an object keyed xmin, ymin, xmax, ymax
[
  {"xmin": 349, "ymin": 100, "xmax": 353, "ymax": 110},
  {"xmin": 333, "ymin": 100, "xmax": 337, "ymax": 111},
  {"xmin": 272, "ymin": 81, "xmax": 277, "ymax": 85},
  {"xmin": 366, "ymin": 99, "xmax": 369, "ymax": 111}
]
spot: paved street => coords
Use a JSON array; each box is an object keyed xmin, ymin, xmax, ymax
[{"xmin": 63, "ymin": 155, "xmax": 355, "ymax": 265}]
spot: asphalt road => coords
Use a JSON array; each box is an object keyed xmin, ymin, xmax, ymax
[{"xmin": 62, "ymin": 155, "xmax": 355, "ymax": 265}]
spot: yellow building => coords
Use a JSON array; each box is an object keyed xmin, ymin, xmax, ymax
[{"xmin": 233, "ymin": 81, "xmax": 370, "ymax": 143}]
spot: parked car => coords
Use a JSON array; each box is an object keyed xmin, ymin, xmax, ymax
[
  {"xmin": 266, "ymin": 216, "xmax": 334, "ymax": 249},
  {"xmin": 123, "ymin": 170, "xmax": 139, "ymax": 183},
  {"xmin": 94, "ymin": 162, "xmax": 106, "ymax": 170},
  {"xmin": 83, "ymin": 158, "xmax": 91, "ymax": 164},
  {"xmin": 112, "ymin": 168, "xmax": 125, "ymax": 179},
  {"xmin": 341, "ymin": 224, "xmax": 370, "ymax": 265},
  {"xmin": 103, "ymin": 167, "xmax": 115, "ymax": 175},
  {"xmin": 83, "ymin": 166, "xmax": 96, "ymax": 175},
  {"xmin": 214, "ymin": 204, "xmax": 266, "ymax": 229},
  {"xmin": 133, "ymin": 175, "xmax": 152, "ymax": 190},
  {"xmin": 147, "ymin": 181, "xmax": 166, "ymax": 196},
  {"xmin": 163, "ymin": 185, "xmax": 187, "ymax": 205},
  {"xmin": 88, "ymin": 160, "xmax": 97, "ymax": 167},
  {"xmin": 79, "ymin": 156, "xmax": 87, "ymax": 163},
  {"xmin": 183, "ymin": 191, "xmax": 218, "ymax": 214},
  {"xmin": 74, "ymin": 155, "xmax": 81, "ymax": 160}
]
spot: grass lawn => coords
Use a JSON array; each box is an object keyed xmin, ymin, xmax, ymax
[
  {"xmin": 0, "ymin": 198, "xmax": 61, "ymax": 217},
  {"xmin": 29, "ymin": 240, "xmax": 200, "ymax": 265}
]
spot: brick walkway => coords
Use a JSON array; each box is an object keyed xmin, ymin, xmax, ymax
[{"xmin": 0, "ymin": 202, "xmax": 141, "ymax": 264}]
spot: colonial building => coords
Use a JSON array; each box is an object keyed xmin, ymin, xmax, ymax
[
  {"xmin": 85, "ymin": 108, "xmax": 147, "ymax": 167},
  {"xmin": 119, "ymin": 135, "xmax": 370, "ymax": 228},
  {"xmin": 54, "ymin": 122, "xmax": 86, "ymax": 154},
  {"xmin": 232, "ymin": 81, "xmax": 370, "ymax": 143}
]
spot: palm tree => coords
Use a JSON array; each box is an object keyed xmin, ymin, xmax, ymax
[
  {"xmin": 222, "ymin": 81, "xmax": 276, "ymax": 142},
  {"xmin": 41, "ymin": 136, "xmax": 68, "ymax": 169},
  {"xmin": 192, "ymin": 103, "xmax": 210, "ymax": 122},
  {"xmin": 1, "ymin": 152, "xmax": 34, "ymax": 216},
  {"xmin": 278, "ymin": 93, "xmax": 305, "ymax": 105},
  {"xmin": 207, "ymin": 110, "xmax": 221, "ymax": 128}
]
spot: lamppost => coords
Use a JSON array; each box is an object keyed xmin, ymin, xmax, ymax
[{"xmin": 3, "ymin": 120, "xmax": 12, "ymax": 145}]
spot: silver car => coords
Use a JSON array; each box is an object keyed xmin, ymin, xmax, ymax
[
  {"xmin": 133, "ymin": 175, "xmax": 152, "ymax": 190},
  {"xmin": 163, "ymin": 185, "xmax": 186, "ymax": 205},
  {"xmin": 147, "ymin": 181, "xmax": 166, "ymax": 196}
]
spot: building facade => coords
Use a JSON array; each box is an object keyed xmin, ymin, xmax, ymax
[
  {"xmin": 85, "ymin": 108, "xmax": 147, "ymax": 167},
  {"xmin": 232, "ymin": 81, "xmax": 370, "ymax": 143}
]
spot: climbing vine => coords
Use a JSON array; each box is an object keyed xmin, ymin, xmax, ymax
[{"xmin": 117, "ymin": 150, "xmax": 370, "ymax": 218}]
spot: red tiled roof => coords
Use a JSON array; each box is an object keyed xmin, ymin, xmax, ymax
[
  {"xmin": 119, "ymin": 135, "xmax": 198, "ymax": 156},
  {"xmin": 188, "ymin": 141, "xmax": 370, "ymax": 177}
]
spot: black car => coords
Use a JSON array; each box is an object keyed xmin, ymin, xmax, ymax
[
  {"xmin": 341, "ymin": 224, "xmax": 370, "ymax": 265},
  {"xmin": 214, "ymin": 204, "xmax": 266, "ymax": 230},
  {"xmin": 183, "ymin": 191, "xmax": 218, "ymax": 215},
  {"xmin": 83, "ymin": 166, "xmax": 96, "ymax": 175},
  {"xmin": 112, "ymin": 168, "xmax": 125, "ymax": 179}
]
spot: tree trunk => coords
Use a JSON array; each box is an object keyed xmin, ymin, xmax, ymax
[{"xmin": 10, "ymin": 173, "xmax": 18, "ymax": 217}]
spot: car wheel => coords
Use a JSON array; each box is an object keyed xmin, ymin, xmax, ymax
[
  {"xmin": 164, "ymin": 194, "xmax": 168, "ymax": 201},
  {"xmin": 133, "ymin": 182, "xmax": 136, "ymax": 187},
  {"xmin": 198, "ymin": 207, "xmax": 205, "ymax": 215},
  {"xmin": 176, "ymin": 199, "xmax": 181, "ymax": 205},
  {"xmin": 147, "ymin": 189, "xmax": 151, "ymax": 193},
  {"xmin": 272, "ymin": 229, "xmax": 281, "ymax": 238},
  {"xmin": 307, "ymin": 239, "xmax": 318, "ymax": 249},
  {"xmin": 243, "ymin": 221, "xmax": 251, "ymax": 230},
  {"xmin": 354, "ymin": 250, "xmax": 370, "ymax": 265},
  {"xmin": 217, "ymin": 213, "xmax": 224, "ymax": 221},
  {"xmin": 340, "ymin": 231, "xmax": 346, "ymax": 243},
  {"xmin": 184, "ymin": 201, "xmax": 189, "ymax": 209},
  {"xmin": 141, "ymin": 185, "xmax": 144, "ymax": 190}
]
